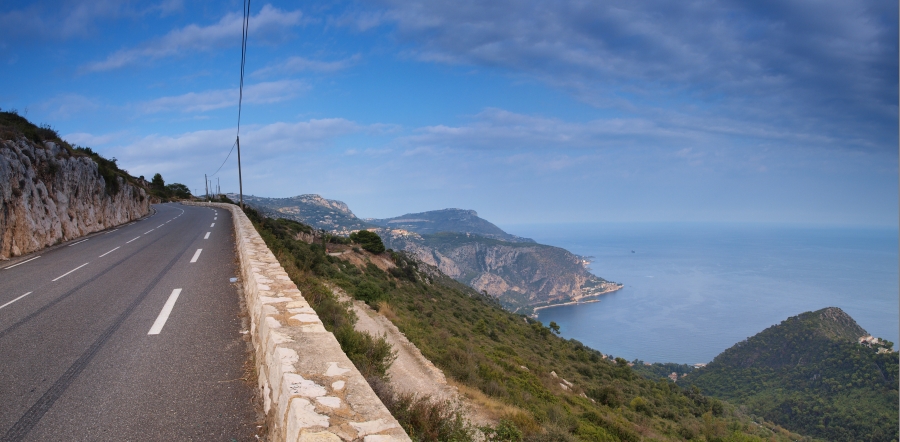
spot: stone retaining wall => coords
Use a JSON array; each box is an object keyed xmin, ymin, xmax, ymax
[{"xmin": 186, "ymin": 202, "xmax": 409, "ymax": 442}]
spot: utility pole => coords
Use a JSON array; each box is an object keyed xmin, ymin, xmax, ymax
[
  {"xmin": 204, "ymin": 174, "xmax": 209, "ymax": 201},
  {"xmin": 237, "ymin": 135, "xmax": 243, "ymax": 209},
  {"xmin": 217, "ymin": 177, "xmax": 220, "ymax": 197}
]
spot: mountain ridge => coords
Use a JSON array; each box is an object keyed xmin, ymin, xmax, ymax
[{"xmin": 234, "ymin": 193, "xmax": 621, "ymax": 312}]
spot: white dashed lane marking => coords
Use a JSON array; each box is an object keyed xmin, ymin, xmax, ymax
[
  {"xmin": 99, "ymin": 247, "xmax": 120, "ymax": 258},
  {"xmin": 148, "ymin": 288, "xmax": 182, "ymax": 335},
  {"xmin": 190, "ymin": 249, "xmax": 202, "ymax": 263},
  {"xmin": 126, "ymin": 237, "xmax": 140, "ymax": 244},
  {"xmin": 52, "ymin": 263, "xmax": 89, "ymax": 282},
  {"xmin": 204, "ymin": 232, "xmax": 210, "ymax": 239},
  {"xmin": 210, "ymin": 223, "xmax": 215, "ymax": 227},
  {"xmin": 0, "ymin": 292, "xmax": 32, "ymax": 311}
]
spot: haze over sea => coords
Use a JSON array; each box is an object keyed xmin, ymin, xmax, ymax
[{"xmin": 505, "ymin": 222, "xmax": 899, "ymax": 365}]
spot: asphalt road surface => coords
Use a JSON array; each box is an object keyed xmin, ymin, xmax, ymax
[{"xmin": 0, "ymin": 203, "xmax": 257, "ymax": 441}]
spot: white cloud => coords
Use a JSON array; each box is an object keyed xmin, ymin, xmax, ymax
[
  {"xmin": 63, "ymin": 131, "xmax": 126, "ymax": 147},
  {"xmin": 37, "ymin": 94, "xmax": 101, "ymax": 120},
  {"xmin": 363, "ymin": 0, "xmax": 898, "ymax": 152},
  {"xmin": 252, "ymin": 54, "xmax": 361, "ymax": 76},
  {"xmin": 83, "ymin": 4, "xmax": 304, "ymax": 72},
  {"xmin": 138, "ymin": 80, "xmax": 308, "ymax": 113},
  {"xmin": 105, "ymin": 117, "xmax": 366, "ymax": 180}
]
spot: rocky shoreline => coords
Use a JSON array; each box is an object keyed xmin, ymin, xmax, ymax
[{"xmin": 530, "ymin": 282, "xmax": 623, "ymax": 317}]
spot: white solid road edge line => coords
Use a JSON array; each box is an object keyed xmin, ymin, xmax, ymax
[
  {"xmin": 3, "ymin": 256, "xmax": 40, "ymax": 270},
  {"xmin": 0, "ymin": 292, "xmax": 33, "ymax": 310},
  {"xmin": 204, "ymin": 232, "xmax": 210, "ymax": 239},
  {"xmin": 68, "ymin": 239, "xmax": 89, "ymax": 247},
  {"xmin": 190, "ymin": 249, "xmax": 202, "ymax": 263},
  {"xmin": 52, "ymin": 262, "xmax": 89, "ymax": 281},
  {"xmin": 148, "ymin": 288, "xmax": 182, "ymax": 335},
  {"xmin": 99, "ymin": 246, "xmax": 120, "ymax": 258}
]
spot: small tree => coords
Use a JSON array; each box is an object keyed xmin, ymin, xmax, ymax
[
  {"xmin": 151, "ymin": 173, "xmax": 165, "ymax": 190},
  {"xmin": 349, "ymin": 230, "xmax": 385, "ymax": 254},
  {"xmin": 165, "ymin": 183, "xmax": 191, "ymax": 199},
  {"xmin": 549, "ymin": 321, "xmax": 561, "ymax": 334}
]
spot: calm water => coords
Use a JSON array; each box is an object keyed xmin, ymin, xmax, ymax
[{"xmin": 503, "ymin": 222, "xmax": 898, "ymax": 364}]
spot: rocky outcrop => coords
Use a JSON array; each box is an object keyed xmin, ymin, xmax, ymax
[
  {"xmin": 236, "ymin": 194, "xmax": 622, "ymax": 313},
  {"xmin": 0, "ymin": 136, "xmax": 150, "ymax": 259},
  {"xmin": 379, "ymin": 231, "xmax": 621, "ymax": 312}
]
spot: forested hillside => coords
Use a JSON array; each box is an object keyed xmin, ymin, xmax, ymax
[
  {"xmin": 244, "ymin": 206, "xmax": 807, "ymax": 441},
  {"xmin": 686, "ymin": 307, "xmax": 898, "ymax": 442}
]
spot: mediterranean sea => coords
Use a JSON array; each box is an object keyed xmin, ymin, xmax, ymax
[{"xmin": 502, "ymin": 222, "xmax": 899, "ymax": 365}]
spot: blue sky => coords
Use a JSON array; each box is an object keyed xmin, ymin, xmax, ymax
[{"xmin": 1, "ymin": 0, "xmax": 897, "ymax": 226}]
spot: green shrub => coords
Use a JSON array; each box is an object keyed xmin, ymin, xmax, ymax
[
  {"xmin": 355, "ymin": 281, "xmax": 386, "ymax": 304},
  {"xmin": 350, "ymin": 230, "xmax": 386, "ymax": 254}
]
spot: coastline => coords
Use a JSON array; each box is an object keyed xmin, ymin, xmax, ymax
[{"xmin": 530, "ymin": 283, "xmax": 623, "ymax": 317}]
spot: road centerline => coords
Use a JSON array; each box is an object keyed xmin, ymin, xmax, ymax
[
  {"xmin": 210, "ymin": 223, "xmax": 215, "ymax": 227},
  {"xmin": 147, "ymin": 289, "xmax": 183, "ymax": 335},
  {"xmin": 99, "ymin": 247, "xmax": 120, "ymax": 258},
  {"xmin": 204, "ymin": 232, "xmax": 210, "ymax": 239},
  {"xmin": 0, "ymin": 292, "xmax": 33, "ymax": 311},
  {"xmin": 190, "ymin": 249, "xmax": 202, "ymax": 263},
  {"xmin": 125, "ymin": 237, "xmax": 140, "ymax": 244},
  {"xmin": 51, "ymin": 263, "xmax": 89, "ymax": 282}
]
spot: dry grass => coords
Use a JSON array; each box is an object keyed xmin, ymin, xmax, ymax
[
  {"xmin": 376, "ymin": 301, "xmax": 399, "ymax": 322},
  {"xmin": 448, "ymin": 379, "xmax": 534, "ymax": 428}
]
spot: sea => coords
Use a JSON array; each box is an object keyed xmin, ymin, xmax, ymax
[{"xmin": 502, "ymin": 222, "xmax": 899, "ymax": 365}]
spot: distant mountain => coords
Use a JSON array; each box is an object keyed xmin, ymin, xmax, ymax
[
  {"xmin": 237, "ymin": 194, "xmax": 620, "ymax": 312},
  {"xmin": 368, "ymin": 209, "xmax": 534, "ymax": 243},
  {"xmin": 686, "ymin": 307, "xmax": 898, "ymax": 442},
  {"xmin": 231, "ymin": 194, "xmax": 373, "ymax": 234}
]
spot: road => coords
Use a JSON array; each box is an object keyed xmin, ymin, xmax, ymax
[{"xmin": 0, "ymin": 203, "xmax": 258, "ymax": 441}]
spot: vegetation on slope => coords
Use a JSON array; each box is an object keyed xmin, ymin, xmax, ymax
[
  {"xmin": 685, "ymin": 307, "xmax": 898, "ymax": 442},
  {"xmin": 245, "ymin": 207, "xmax": 807, "ymax": 442},
  {"xmin": 0, "ymin": 109, "xmax": 139, "ymax": 196}
]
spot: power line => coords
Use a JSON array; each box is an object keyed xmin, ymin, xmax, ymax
[
  {"xmin": 204, "ymin": 0, "xmax": 250, "ymax": 207},
  {"xmin": 237, "ymin": 0, "xmax": 250, "ymax": 138},
  {"xmin": 207, "ymin": 139, "xmax": 236, "ymax": 178},
  {"xmin": 236, "ymin": 0, "xmax": 250, "ymax": 209}
]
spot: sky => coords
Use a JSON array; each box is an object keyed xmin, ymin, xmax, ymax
[{"xmin": 1, "ymin": 0, "xmax": 897, "ymax": 226}]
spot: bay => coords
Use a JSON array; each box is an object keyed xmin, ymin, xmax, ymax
[{"xmin": 502, "ymin": 222, "xmax": 899, "ymax": 364}]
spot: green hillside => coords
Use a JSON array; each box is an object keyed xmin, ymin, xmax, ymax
[
  {"xmin": 246, "ymin": 207, "xmax": 807, "ymax": 441},
  {"xmin": 686, "ymin": 307, "xmax": 898, "ymax": 442}
]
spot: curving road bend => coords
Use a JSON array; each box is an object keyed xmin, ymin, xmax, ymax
[{"xmin": 0, "ymin": 203, "xmax": 257, "ymax": 441}]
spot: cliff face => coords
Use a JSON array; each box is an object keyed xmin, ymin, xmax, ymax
[
  {"xmin": 379, "ymin": 230, "xmax": 620, "ymax": 312},
  {"xmin": 0, "ymin": 136, "xmax": 150, "ymax": 259},
  {"xmin": 237, "ymin": 194, "xmax": 621, "ymax": 313}
]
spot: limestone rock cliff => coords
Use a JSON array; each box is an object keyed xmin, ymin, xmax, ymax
[
  {"xmin": 237, "ymin": 193, "xmax": 621, "ymax": 312},
  {"xmin": 0, "ymin": 136, "xmax": 150, "ymax": 259},
  {"xmin": 379, "ymin": 230, "xmax": 621, "ymax": 312}
]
